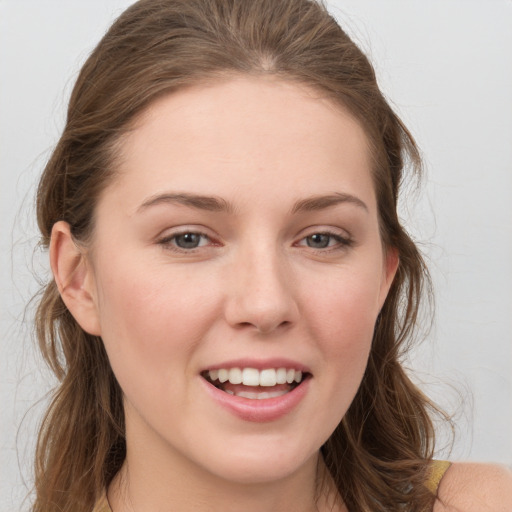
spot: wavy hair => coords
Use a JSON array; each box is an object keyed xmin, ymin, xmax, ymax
[{"xmin": 34, "ymin": 0, "xmax": 442, "ymax": 510}]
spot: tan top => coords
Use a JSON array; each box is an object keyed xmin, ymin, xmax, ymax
[
  {"xmin": 424, "ymin": 460, "xmax": 452, "ymax": 494},
  {"xmin": 92, "ymin": 492, "xmax": 111, "ymax": 512},
  {"xmin": 92, "ymin": 460, "xmax": 452, "ymax": 512}
]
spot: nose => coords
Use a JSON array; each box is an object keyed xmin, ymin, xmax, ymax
[{"xmin": 224, "ymin": 245, "xmax": 299, "ymax": 334}]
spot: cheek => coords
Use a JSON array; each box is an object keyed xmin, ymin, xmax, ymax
[
  {"xmin": 304, "ymin": 266, "xmax": 381, "ymax": 392},
  {"xmin": 306, "ymin": 267, "xmax": 381, "ymax": 347},
  {"xmin": 93, "ymin": 261, "xmax": 222, "ymax": 385},
  {"xmin": 295, "ymin": 270, "xmax": 380, "ymax": 443}
]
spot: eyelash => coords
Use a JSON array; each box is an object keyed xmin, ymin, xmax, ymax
[
  {"xmin": 157, "ymin": 230, "xmax": 353, "ymax": 254},
  {"xmin": 295, "ymin": 231, "xmax": 353, "ymax": 253},
  {"xmin": 157, "ymin": 230, "xmax": 213, "ymax": 252}
]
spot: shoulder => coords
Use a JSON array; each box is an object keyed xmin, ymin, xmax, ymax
[{"xmin": 433, "ymin": 462, "xmax": 512, "ymax": 512}]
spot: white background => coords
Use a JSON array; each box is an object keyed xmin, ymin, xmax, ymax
[{"xmin": 1, "ymin": 1, "xmax": 511, "ymax": 510}]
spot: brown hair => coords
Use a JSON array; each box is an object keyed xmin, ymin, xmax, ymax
[{"xmin": 34, "ymin": 0, "xmax": 441, "ymax": 510}]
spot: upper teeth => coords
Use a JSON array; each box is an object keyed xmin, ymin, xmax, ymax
[{"xmin": 208, "ymin": 367, "xmax": 303, "ymax": 387}]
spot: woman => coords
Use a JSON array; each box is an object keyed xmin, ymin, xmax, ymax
[{"xmin": 32, "ymin": 0, "xmax": 511, "ymax": 511}]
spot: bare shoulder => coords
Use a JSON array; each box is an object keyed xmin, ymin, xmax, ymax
[{"xmin": 434, "ymin": 462, "xmax": 512, "ymax": 512}]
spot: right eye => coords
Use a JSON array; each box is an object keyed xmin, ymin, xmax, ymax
[
  {"xmin": 173, "ymin": 232, "xmax": 207, "ymax": 249},
  {"xmin": 158, "ymin": 231, "xmax": 211, "ymax": 251}
]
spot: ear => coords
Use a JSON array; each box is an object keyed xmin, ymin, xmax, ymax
[
  {"xmin": 50, "ymin": 221, "xmax": 102, "ymax": 336},
  {"xmin": 378, "ymin": 246, "xmax": 399, "ymax": 309}
]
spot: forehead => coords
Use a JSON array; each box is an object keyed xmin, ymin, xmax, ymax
[{"xmin": 107, "ymin": 76, "xmax": 375, "ymax": 212}]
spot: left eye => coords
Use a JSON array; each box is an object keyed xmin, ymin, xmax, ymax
[{"xmin": 299, "ymin": 233, "xmax": 349, "ymax": 249}]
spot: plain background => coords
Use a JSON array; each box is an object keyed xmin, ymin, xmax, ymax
[{"xmin": 1, "ymin": 1, "xmax": 511, "ymax": 510}]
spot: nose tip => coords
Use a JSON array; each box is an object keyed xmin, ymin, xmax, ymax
[
  {"xmin": 236, "ymin": 299, "xmax": 293, "ymax": 334},
  {"xmin": 224, "ymin": 254, "xmax": 299, "ymax": 334}
]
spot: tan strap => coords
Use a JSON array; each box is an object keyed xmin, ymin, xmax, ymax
[
  {"xmin": 91, "ymin": 492, "xmax": 112, "ymax": 512},
  {"xmin": 425, "ymin": 460, "xmax": 452, "ymax": 495}
]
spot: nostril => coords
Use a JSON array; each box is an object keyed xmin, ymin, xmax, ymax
[{"xmin": 255, "ymin": 319, "xmax": 292, "ymax": 334}]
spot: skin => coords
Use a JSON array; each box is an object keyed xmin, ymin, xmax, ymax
[
  {"xmin": 52, "ymin": 76, "xmax": 396, "ymax": 511},
  {"xmin": 50, "ymin": 76, "xmax": 512, "ymax": 511},
  {"xmin": 435, "ymin": 463, "xmax": 512, "ymax": 512}
]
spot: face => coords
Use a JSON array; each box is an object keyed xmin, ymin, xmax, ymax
[{"xmin": 82, "ymin": 77, "xmax": 397, "ymax": 485}]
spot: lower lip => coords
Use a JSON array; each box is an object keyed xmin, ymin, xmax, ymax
[{"xmin": 200, "ymin": 377, "xmax": 310, "ymax": 423}]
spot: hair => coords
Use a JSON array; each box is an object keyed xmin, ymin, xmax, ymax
[{"xmin": 33, "ymin": 0, "xmax": 443, "ymax": 510}]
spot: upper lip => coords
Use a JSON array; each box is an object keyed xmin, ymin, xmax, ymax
[{"xmin": 201, "ymin": 358, "xmax": 311, "ymax": 374}]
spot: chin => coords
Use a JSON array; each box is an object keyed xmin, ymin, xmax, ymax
[{"xmin": 193, "ymin": 436, "xmax": 321, "ymax": 485}]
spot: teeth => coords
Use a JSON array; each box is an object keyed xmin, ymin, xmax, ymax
[
  {"xmin": 207, "ymin": 367, "xmax": 304, "ymax": 386},
  {"xmin": 228, "ymin": 368, "xmax": 242, "ymax": 384},
  {"xmin": 259, "ymin": 369, "xmax": 276, "ymax": 387},
  {"xmin": 276, "ymin": 367, "xmax": 287, "ymax": 384},
  {"xmin": 237, "ymin": 389, "xmax": 288, "ymax": 399},
  {"xmin": 242, "ymin": 368, "xmax": 260, "ymax": 386}
]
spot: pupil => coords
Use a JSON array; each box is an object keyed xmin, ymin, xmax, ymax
[
  {"xmin": 176, "ymin": 233, "xmax": 200, "ymax": 248},
  {"xmin": 307, "ymin": 234, "xmax": 329, "ymax": 248}
]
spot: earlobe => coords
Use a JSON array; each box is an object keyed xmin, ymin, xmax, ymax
[{"xmin": 50, "ymin": 221, "xmax": 102, "ymax": 336}]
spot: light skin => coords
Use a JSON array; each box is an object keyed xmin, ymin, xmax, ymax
[
  {"xmin": 435, "ymin": 463, "xmax": 512, "ymax": 512},
  {"xmin": 51, "ymin": 77, "xmax": 512, "ymax": 511}
]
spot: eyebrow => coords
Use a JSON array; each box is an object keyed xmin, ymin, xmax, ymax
[
  {"xmin": 291, "ymin": 192, "xmax": 368, "ymax": 214},
  {"xmin": 137, "ymin": 192, "xmax": 234, "ymax": 213},
  {"xmin": 137, "ymin": 191, "xmax": 368, "ymax": 215}
]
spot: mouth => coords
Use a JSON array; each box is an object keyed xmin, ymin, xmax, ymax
[{"xmin": 201, "ymin": 367, "xmax": 310, "ymax": 400}]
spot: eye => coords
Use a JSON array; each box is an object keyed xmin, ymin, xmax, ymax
[
  {"xmin": 296, "ymin": 231, "xmax": 352, "ymax": 251},
  {"xmin": 158, "ymin": 231, "xmax": 212, "ymax": 251},
  {"xmin": 305, "ymin": 233, "xmax": 334, "ymax": 249},
  {"xmin": 174, "ymin": 232, "xmax": 206, "ymax": 249}
]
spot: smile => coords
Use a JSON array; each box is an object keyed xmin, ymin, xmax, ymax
[{"xmin": 201, "ymin": 367, "xmax": 308, "ymax": 400}]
